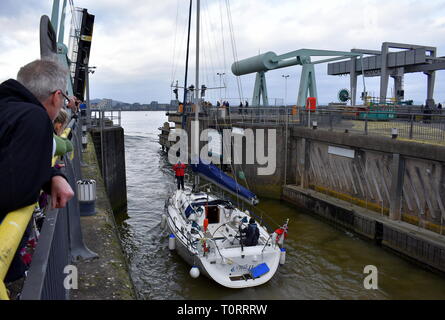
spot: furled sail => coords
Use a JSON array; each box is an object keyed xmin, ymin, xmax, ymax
[{"xmin": 191, "ymin": 158, "xmax": 258, "ymax": 205}]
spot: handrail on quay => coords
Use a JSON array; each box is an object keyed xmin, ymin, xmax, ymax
[
  {"xmin": 90, "ymin": 109, "xmax": 121, "ymax": 127},
  {"xmin": 0, "ymin": 204, "xmax": 36, "ymax": 300},
  {"xmin": 174, "ymin": 105, "xmax": 445, "ymax": 144}
]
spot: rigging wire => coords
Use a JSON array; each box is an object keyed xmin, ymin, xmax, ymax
[
  {"xmin": 218, "ymin": 0, "xmax": 228, "ymax": 100},
  {"xmin": 202, "ymin": 0, "xmax": 220, "ymax": 101},
  {"xmin": 225, "ymin": 0, "xmax": 244, "ymax": 103},
  {"xmin": 171, "ymin": 0, "xmax": 190, "ymax": 101},
  {"xmin": 170, "ymin": 0, "xmax": 181, "ymax": 94},
  {"xmin": 183, "ymin": 0, "xmax": 193, "ymax": 108}
]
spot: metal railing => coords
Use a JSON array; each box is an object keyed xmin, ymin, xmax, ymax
[
  {"xmin": 20, "ymin": 205, "xmax": 70, "ymax": 300},
  {"xmin": 90, "ymin": 109, "xmax": 121, "ymax": 127},
  {"xmin": 178, "ymin": 105, "xmax": 445, "ymax": 144},
  {"xmin": 298, "ymin": 108, "xmax": 445, "ymax": 143}
]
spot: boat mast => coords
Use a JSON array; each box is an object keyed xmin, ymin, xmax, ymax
[
  {"xmin": 194, "ymin": 0, "xmax": 200, "ymax": 189},
  {"xmin": 195, "ymin": 0, "xmax": 200, "ymax": 104}
]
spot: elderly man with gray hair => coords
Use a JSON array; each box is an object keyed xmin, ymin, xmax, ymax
[{"xmin": 0, "ymin": 59, "xmax": 74, "ymax": 220}]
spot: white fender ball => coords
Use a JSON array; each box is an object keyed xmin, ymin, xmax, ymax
[{"xmin": 190, "ymin": 266, "xmax": 200, "ymax": 278}]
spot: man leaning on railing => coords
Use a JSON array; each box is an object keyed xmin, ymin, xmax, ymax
[{"xmin": 0, "ymin": 59, "xmax": 75, "ymax": 285}]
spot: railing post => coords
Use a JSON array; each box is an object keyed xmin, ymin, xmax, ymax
[
  {"xmin": 365, "ymin": 112, "xmax": 368, "ymax": 135},
  {"xmin": 329, "ymin": 111, "xmax": 333, "ymax": 131},
  {"xmin": 409, "ymin": 114, "xmax": 414, "ymax": 139},
  {"xmin": 65, "ymin": 150, "xmax": 98, "ymax": 262}
]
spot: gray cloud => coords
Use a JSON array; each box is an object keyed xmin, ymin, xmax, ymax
[{"xmin": 1, "ymin": 0, "xmax": 444, "ymax": 105}]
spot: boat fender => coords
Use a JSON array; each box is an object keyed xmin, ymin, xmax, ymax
[
  {"xmin": 160, "ymin": 215, "xmax": 167, "ymax": 229},
  {"xmin": 280, "ymin": 248, "xmax": 286, "ymax": 265},
  {"xmin": 168, "ymin": 234, "xmax": 176, "ymax": 250},
  {"xmin": 190, "ymin": 266, "xmax": 200, "ymax": 279},
  {"xmin": 271, "ymin": 232, "xmax": 278, "ymax": 245}
]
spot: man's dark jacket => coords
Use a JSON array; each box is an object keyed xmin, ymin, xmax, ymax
[
  {"xmin": 0, "ymin": 79, "xmax": 56, "ymax": 220},
  {"xmin": 242, "ymin": 223, "xmax": 260, "ymax": 246}
]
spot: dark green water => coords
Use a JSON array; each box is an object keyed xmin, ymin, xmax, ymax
[{"xmin": 118, "ymin": 111, "xmax": 445, "ymax": 300}]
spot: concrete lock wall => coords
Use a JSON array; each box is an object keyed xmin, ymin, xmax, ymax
[
  {"xmin": 289, "ymin": 127, "xmax": 445, "ymax": 234},
  {"xmin": 234, "ymin": 123, "xmax": 291, "ymax": 199},
  {"xmin": 280, "ymin": 127, "xmax": 445, "ymax": 274},
  {"xmin": 91, "ymin": 127, "xmax": 128, "ymax": 214}
]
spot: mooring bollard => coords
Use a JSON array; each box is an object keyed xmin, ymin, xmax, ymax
[{"xmin": 77, "ymin": 179, "xmax": 97, "ymax": 216}]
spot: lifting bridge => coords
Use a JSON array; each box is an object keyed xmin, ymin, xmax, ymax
[{"xmin": 231, "ymin": 49, "xmax": 362, "ymax": 107}]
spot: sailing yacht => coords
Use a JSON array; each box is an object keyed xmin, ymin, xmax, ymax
[{"xmin": 163, "ymin": 0, "xmax": 287, "ymax": 288}]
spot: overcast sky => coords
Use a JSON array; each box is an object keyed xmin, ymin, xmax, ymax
[{"xmin": 1, "ymin": 0, "xmax": 444, "ymax": 105}]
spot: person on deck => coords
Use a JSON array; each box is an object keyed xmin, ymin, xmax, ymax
[
  {"xmin": 241, "ymin": 218, "xmax": 260, "ymax": 246},
  {"xmin": 173, "ymin": 161, "xmax": 186, "ymax": 190}
]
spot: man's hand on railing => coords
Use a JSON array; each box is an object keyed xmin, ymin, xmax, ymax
[{"xmin": 50, "ymin": 176, "xmax": 74, "ymax": 209}]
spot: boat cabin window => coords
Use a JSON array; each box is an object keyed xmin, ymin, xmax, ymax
[{"xmin": 206, "ymin": 206, "xmax": 219, "ymax": 224}]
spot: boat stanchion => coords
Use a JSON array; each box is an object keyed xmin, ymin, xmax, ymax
[
  {"xmin": 190, "ymin": 266, "xmax": 200, "ymax": 278},
  {"xmin": 169, "ymin": 234, "xmax": 176, "ymax": 250},
  {"xmin": 280, "ymin": 248, "xmax": 286, "ymax": 265}
]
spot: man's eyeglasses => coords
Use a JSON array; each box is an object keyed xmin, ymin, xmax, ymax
[{"xmin": 52, "ymin": 90, "xmax": 70, "ymax": 104}]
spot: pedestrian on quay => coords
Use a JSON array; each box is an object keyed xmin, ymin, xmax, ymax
[
  {"xmin": 0, "ymin": 58, "xmax": 75, "ymax": 283},
  {"xmin": 0, "ymin": 59, "xmax": 74, "ymax": 217},
  {"xmin": 53, "ymin": 107, "xmax": 68, "ymax": 136}
]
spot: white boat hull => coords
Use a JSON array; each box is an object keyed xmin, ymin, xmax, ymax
[{"xmin": 165, "ymin": 189, "xmax": 281, "ymax": 288}]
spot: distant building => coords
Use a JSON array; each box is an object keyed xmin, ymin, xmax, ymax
[{"xmin": 96, "ymin": 98, "xmax": 113, "ymax": 109}]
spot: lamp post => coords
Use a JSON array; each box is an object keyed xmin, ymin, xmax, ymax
[
  {"xmin": 85, "ymin": 66, "xmax": 96, "ymax": 129},
  {"xmin": 282, "ymin": 75, "xmax": 289, "ymax": 106},
  {"xmin": 217, "ymin": 72, "xmax": 225, "ymax": 104}
]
